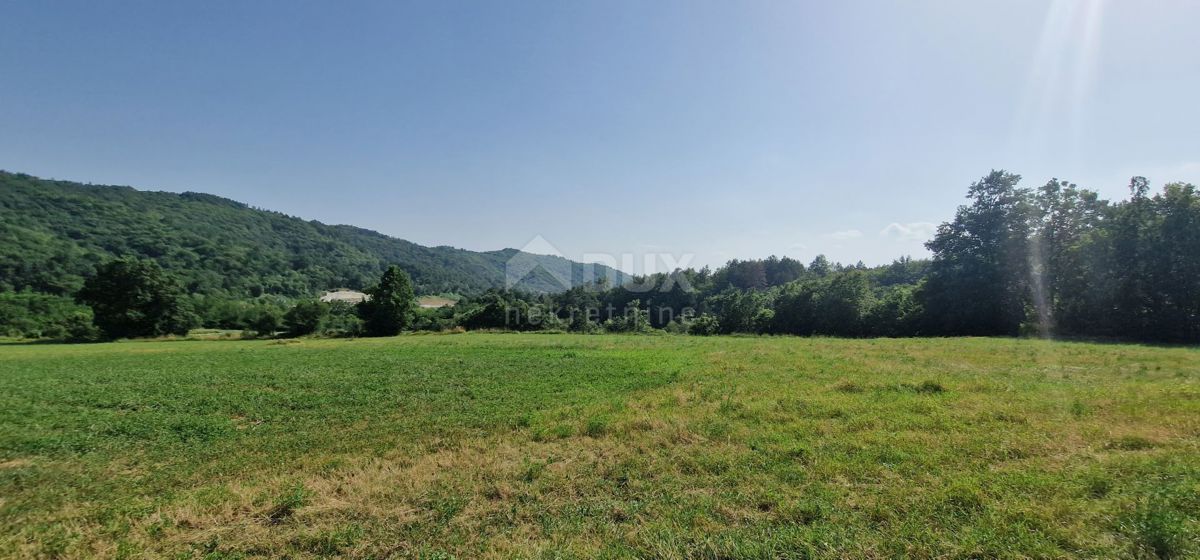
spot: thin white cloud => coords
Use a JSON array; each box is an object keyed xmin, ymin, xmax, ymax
[{"xmin": 879, "ymin": 222, "xmax": 937, "ymax": 242}]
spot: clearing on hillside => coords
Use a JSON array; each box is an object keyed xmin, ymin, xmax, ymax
[{"xmin": 417, "ymin": 295, "xmax": 457, "ymax": 308}]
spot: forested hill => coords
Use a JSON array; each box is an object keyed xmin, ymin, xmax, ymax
[{"xmin": 0, "ymin": 171, "xmax": 622, "ymax": 297}]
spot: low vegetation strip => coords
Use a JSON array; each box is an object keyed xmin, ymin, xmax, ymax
[{"xmin": 1, "ymin": 335, "xmax": 1198, "ymax": 558}]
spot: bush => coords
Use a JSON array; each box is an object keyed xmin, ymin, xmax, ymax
[
  {"xmin": 320, "ymin": 301, "xmax": 362, "ymax": 336},
  {"xmin": 662, "ymin": 319, "xmax": 688, "ymax": 334},
  {"xmin": 603, "ymin": 301, "xmax": 652, "ymax": 333},
  {"xmin": 266, "ymin": 483, "xmax": 310, "ymax": 524},
  {"xmin": 284, "ymin": 299, "xmax": 328, "ymax": 336},
  {"xmin": 63, "ymin": 312, "xmax": 101, "ymax": 341},
  {"xmin": 688, "ymin": 314, "xmax": 720, "ymax": 336},
  {"xmin": 1120, "ymin": 490, "xmax": 1194, "ymax": 559},
  {"xmin": 568, "ymin": 314, "xmax": 602, "ymax": 333},
  {"xmin": 411, "ymin": 306, "xmax": 454, "ymax": 332},
  {"xmin": 0, "ymin": 292, "xmax": 97, "ymax": 340},
  {"xmin": 914, "ymin": 380, "xmax": 945, "ymax": 394},
  {"xmin": 250, "ymin": 308, "xmax": 283, "ymax": 337}
]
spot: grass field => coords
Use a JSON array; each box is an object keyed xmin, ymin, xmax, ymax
[{"xmin": 1, "ymin": 334, "xmax": 1198, "ymax": 559}]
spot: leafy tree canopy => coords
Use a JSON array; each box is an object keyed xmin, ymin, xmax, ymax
[{"xmin": 76, "ymin": 257, "xmax": 198, "ymax": 339}]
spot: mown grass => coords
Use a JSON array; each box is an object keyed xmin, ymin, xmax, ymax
[{"xmin": 1, "ymin": 334, "xmax": 1198, "ymax": 558}]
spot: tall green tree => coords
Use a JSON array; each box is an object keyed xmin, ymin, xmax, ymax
[
  {"xmin": 808, "ymin": 255, "xmax": 833, "ymax": 277},
  {"xmin": 815, "ymin": 269, "xmax": 873, "ymax": 336},
  {"xmin": 866, "ymin": 284, "xmax": 920, "ymax": 337},
  {"xmin": 1027, "ymin": 179, "xmax": 1105, "ymax": 336},
  {"xmin": 1107, "ymin": 176, "xmax": 1155, "ymax": 338},
  {"xmin": 922, "ymin": 170, "xmax": 1032, "ymax": 335},
  {"xmin": 1145, "ymin": 182, "xmax": 1200, "ymax": 342},
  {"xmin": 770, "ymin": 280, "xmax": 821, "ymax": 335},
  {"xmin": 764, "ymin": 256, "xmax": 806, "ymax": 286},
  {"xmin": 358, "ymin": 265, "xmax": 415, "ymax": 336},
  {"xmin": 710, "ymin": 289, "xmax": 771, "ymax": 334},
  {"xmin": 75, "ymin": 257, "xmax": 198, "ymax": 339}
]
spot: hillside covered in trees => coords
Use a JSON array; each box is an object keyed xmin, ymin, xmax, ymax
[
  {"xmin": 1, "ymin": 170, "xmax": 1197, "ymax": 344},
  {"xmin": 0, "ymin": 171, "xmax": 622, "ymax": 298}
]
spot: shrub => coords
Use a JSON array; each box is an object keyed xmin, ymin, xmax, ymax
[
  {"xmin": 687, "ymin": 314, "xmax": 720, "ymax": 336},
  {"xmin": 1106, "ymin": 435, "xmax": 1157, "ymax": 451},
  {"xmin": 320, "ymin": 301, "xmax": 362, "ymax": 336},
  {"xmin": 284, "ymin": 299, "xmax": 328, "ymax": 336},
  {"xmin": 0, "ymin": 292, "xmax": 97, "ymax": 340},
  {"xmin": 662, "ymin": 319, "xmax": 688, "ymax": 334},
  {"xmin": 915, "ymin": 380, "xmax": 945, "ymax": 394},
  {"xmin": 583, "ymin": 416, "xmax": 609, "ymax": 438},
  {"xmin": 833, "ymin": 380, "xmax": 864, "ymax": 393},
  {"xmin": 250, "ymin": 308, "xmax": 283, "ymax": 337},
  {"xmin": 266, "ymin": 483, "xmax": 310, "ymax": 524},
  {"xmin": 1120, "ymin": 492, "xmax": 1193, "ymax": 559},
  {"xmin": 604, "ymin": 301, "xmax": 652, "ymax": 333}
]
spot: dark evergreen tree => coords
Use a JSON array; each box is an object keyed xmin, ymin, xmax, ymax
[
  {"xmin": 358, "ymin": 266, "xmax": 415, "ymax": 336},
  {"xmin": 808, "ymin": 255, "xmax": 832, "ymax": 277}
]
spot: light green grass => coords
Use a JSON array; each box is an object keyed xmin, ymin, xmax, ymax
[{"xmin": 1, "ymin": 335, "xmax": 1198, "ymax": 558}]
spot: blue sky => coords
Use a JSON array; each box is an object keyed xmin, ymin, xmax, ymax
[{"xmin": 2, "ymin": 0, "xmax": 1198, "ymax": 271}]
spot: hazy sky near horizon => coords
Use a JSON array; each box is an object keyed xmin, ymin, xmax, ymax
[{"xmin": 2, "ymin": 0, "xmax": 1198, "ymax": 272}]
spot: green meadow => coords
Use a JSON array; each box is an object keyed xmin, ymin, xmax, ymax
[{"xmin": 1, "ymin": 334, "xmax": 1197, "ymax": 559}]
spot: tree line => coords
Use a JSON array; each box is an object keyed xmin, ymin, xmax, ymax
[
  {"xmin": 450, "ymin": 171, "xmax": 1198, "ymax": 343},
  {"xmin": 1, "ymin": 170, "xmax": 1196, "ymax": 343},
  {"xmin": 50, "ymin": 259, "xmax": 418, "ymax": 340}
]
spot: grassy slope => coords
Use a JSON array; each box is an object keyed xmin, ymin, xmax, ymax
[{"xmin": 1, "ymin": 335, "xmax": 1197, "ymax": 559}]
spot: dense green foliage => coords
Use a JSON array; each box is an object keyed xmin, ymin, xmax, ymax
[
  {"xmin": 283, "ymin": 299, "xmax": 330, "ymax": 337},
  {"xmin": 75, "ymin": 257, "xmax": 198, "ymax": 339},
  {"xmin": 2, "ymin": 169, "xmax": 1196, "ymax": 343},
  {"xmin": 922, "ymin": 172, "xmax": 1200, "ymax": 342},
  {"xmin": 446, "ymin": 172, "xmax": 1198, "ymax": 344},
  {"xmin": 1, "ymin": 335, "xmax": 1196, "ymax": 557},
  {"xmin": 358, "ymin": 266, "xmax": 416, "ymax": 336},
  {"xmin": 446, "ymin": 256, "xmax": 928, "ymax": 338},
  {"xmin": 0, "ymin": 292, "xmax": 95, "ymax": 340},
  {"xmin": 0, "ymin": 171, "xmax": 622, "ymax": 299}
]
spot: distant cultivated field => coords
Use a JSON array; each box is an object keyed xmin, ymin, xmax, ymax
[
  {"xmin": 417, "ymin": 296, "xmax": 457, "ymax": 308},
  {"xmin": 1, "ymin": 335, "xmax": 1197, "ymax": 559}
]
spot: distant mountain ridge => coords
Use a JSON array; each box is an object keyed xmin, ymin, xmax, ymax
[{"xmin": 0, "ymin": 171, "xmax": 624, "ymax": 297}]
